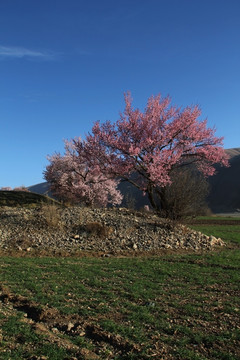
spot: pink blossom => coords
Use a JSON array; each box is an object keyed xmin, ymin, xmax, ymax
[
  {"xmin": 44, "ymin": 92, "xmax": 229, "ymax": 212},
  {"xmin": 84, "ymin": 92, "xmax": 229, "ymax": 210},
  {"xmin": 44, "ymin": 139, "xmax": 122, "ymax": 207}
]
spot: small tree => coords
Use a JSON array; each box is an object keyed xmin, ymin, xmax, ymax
[
  {"xmin": 159, "ymin": 167, "xmax": 210, "ymax": 219},
  {"xmin": 75, "ymin": 92, "xmax": 228, "ymax": 213},
  {"xmin": 44, "ymin": 139, "xmax": 122, "ymax": 207}
]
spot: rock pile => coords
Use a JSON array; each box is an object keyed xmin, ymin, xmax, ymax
[{"xmin": 0, "ymin": 206, "xmax": 225, "ymax": 254}]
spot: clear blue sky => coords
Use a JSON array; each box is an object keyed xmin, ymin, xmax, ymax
[{"xmin": 1, "ymin": 0, "xmax": 239, "ymax": 188}]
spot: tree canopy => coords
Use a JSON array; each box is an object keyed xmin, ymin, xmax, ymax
[{"xmin": 45, "ymin": 92, "xmax": 228, "ymax": 211}]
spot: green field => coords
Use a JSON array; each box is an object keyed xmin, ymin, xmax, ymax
[{"xmin": 0, "ymin": 217, "xmax": 239, "ymax": 359}]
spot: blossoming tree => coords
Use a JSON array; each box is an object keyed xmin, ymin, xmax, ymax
[
  {"xmin": 45, "ymin": 92, "xmax": 228, "ymax": 212},
  {"xmin": 44, "ymin": 140, "xmax": 122, "ymax": 207}
]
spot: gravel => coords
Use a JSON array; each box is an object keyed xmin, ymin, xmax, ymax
[{"xmin": 0, "ymin": 206, "xmax": 225, "ymax": 255}]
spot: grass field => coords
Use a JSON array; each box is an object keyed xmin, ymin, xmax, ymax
[{"xmin": 0, "ymin": 216, "xmax": 239, "ymax": 359}]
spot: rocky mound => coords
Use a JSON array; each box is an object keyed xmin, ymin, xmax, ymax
[{"xmin": 0, "ymin": 206, "xmax": 225, "ymax": 255}]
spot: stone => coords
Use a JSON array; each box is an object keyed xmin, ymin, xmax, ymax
[{"xmin": 67, "ymin": 322, "xmax": 75, "ymax": 331}]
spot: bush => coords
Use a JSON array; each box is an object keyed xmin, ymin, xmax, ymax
[
  {"xmin": 40, "ymin": 203, "xmax": 63, "ymax": 229},
  {"xmin": 159, "ymin": 167, "xmax": 210, "ymax": 220}
]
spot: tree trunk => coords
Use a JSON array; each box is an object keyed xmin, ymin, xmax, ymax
[
  {"xmin": 146, "ymin": 184, "xmax": 158, "ymax": 211},
  {"xmin": 146, "ymin": 186, "xmax": 173, "ymax": 218},
  {"xmin": 146, "ymin": 184, "xmax": 168, "ymax": 215}
]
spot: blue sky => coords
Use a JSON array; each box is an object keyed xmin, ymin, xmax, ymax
[{"xmin": 0, "ymin": 0, "xmax": 240, "ymax": 188}]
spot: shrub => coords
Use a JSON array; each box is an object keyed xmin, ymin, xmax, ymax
[{"xmin": 40, "ymin": 203, "xmax": 63, "ymax": 229}]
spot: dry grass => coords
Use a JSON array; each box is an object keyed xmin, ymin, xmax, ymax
[
  {"xmin": 84, "ymin": 222, "xmax": 114, "ymax": 238},
  {"xmin": 40, "ymin": 203, "xmax": 63, "ymax": 229}
]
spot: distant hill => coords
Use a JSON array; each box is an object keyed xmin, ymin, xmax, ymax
[
  {"xmin": 28, "ymin": 182, "xmax": 52, "ymax": 196},
  {"xmin": 225, "ymin": 148, "xmax": 240, "ymax": 158},
  {"xmin": 26, "ymin": 148, "xmax": 240, "ymax": 213},
  {"xmin": 207, "ymin": 148, "xmax": 240, "ymax": 213}
]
